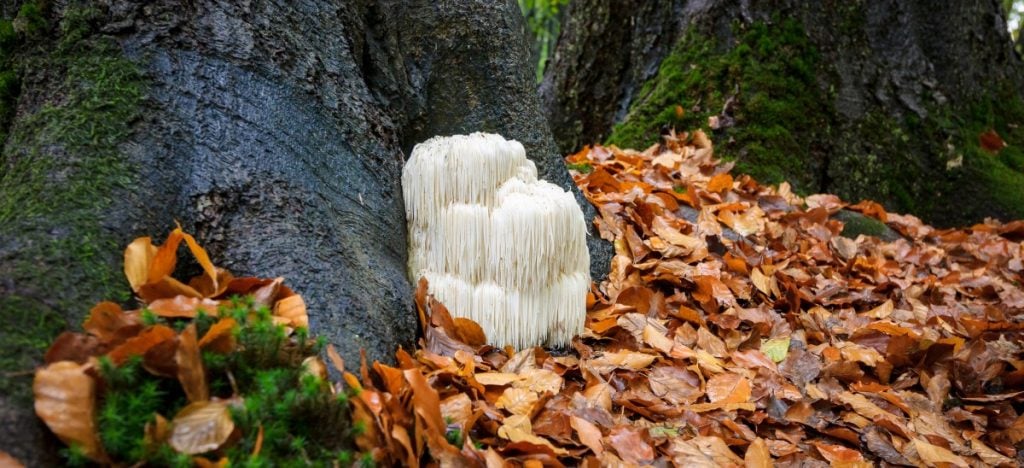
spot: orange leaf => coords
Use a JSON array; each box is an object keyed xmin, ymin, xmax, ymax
[
  {"xmin": 272, "ymin": 294, "xmax": 308, "ymax": 328},
  {"xmin": 570, "ymin": 416, "xmax": 603, "ymax": 456},
  {"xmin": 744, "ymin": 437, "xmax": 772, "ymax": 468},
  {"xmin": 452, "ymin": 317, "xmax": 486, "ymax": 347},
  {"xmin": 148, "ymin": 295, "xmax": 220, "ymax": 318},
  {"xmin": 124, "ymin": 236, "xmax": 157, "ymax": 292},
  {"xmin": 33, "ymin": 360, "xmax": 107, "ymax": 462},
  {"xmin": 198, "ymin": 318, "xmax": 237, "ymax": 354},
  {"xmin": 107, "ymin": 325, "xmax": 176, "ymax": 365},
  {"xmin": 404, "ymin": 369, "xmax": 461, "ymax": 459},
  {"xmin": 83, "ymin": 301, "xmax": 142, "ymax": 345},
  {"xmin": 149, "ymin": 228, "xmax": 185, "ymax": 284},
  {"xmin": 137, "ymin": 276, "xmax": 204, "ymax": 303},
  {"xmin": 182, "ymin": 231, "xmax": 218, "ymax": 293},
  {"xmin": 176, "ymin": 324, "xmax": 209, "ymax": 402},
  {"xmin": 707, "ymin": 173, "xmax": 734, "ymax": 193},
  {"xmin": 705, "ymin": 373, "xmax": 751, "ymax": 403}
]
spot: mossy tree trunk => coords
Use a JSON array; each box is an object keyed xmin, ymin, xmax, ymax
[
  {"xmin": 0, "ymin": 0, "xmax": 609, "ymax": 464},
  {"xmin": 543, "ymin": 0, "xmax": 1024, "ymax": 226}
]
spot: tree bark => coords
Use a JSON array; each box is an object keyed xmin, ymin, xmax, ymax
[
  {"xmin": 0, "ymin": 0, "xmax": 609, "ymax": 464},
  {"xmin": 543, "ymin": 0, "xmax": 1024, "ymax": 226}
]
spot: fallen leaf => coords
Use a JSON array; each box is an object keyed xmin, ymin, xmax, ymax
[
  {"xmin": 570, "ymin": 416, "xmax": 604, "ymax": 456},
  {"xmin": 34, "ymin": 361, "xmax": 107, "ymax": 462},
  {"xmin": 148, "ymin": 295, "xmax": 220, "ymax": 319},
  {"xmin": 760, "ymin": 337, "xmax": 790, "ymax": 363},
  {"xmin": 273, "ymin": 294, "xmax": 308, "ymax": 329},
  {"xmin": 198, "ymin": 318, "xmax": 237, "ymax": 354},
  {"xmin": 168, "ymin": 400, "xmax": 235, "ymax": 455},
  {"xmin": 608, "ymin": 426, "xmax": 654, "ymax": 464},
  {"xmin": 107, "ymin": 325, "xmax": 176, "ymax": 365},
  {"xmin": 912, "ymin": 438, "xmax": 969, "ymax": 467},
  {"xmin": 706, "ymin": 373, "xmax": 751, "ymax": 403},
  {"xmin": 669, "ymin": 436, "xmax": 743, "ymax": 467},
  {"xmin": 496, "ymin": 387, "xmax": 539, "ymax": 416},
  {"xmin": 176, "ymin": 324, "xmax": 209, "ymax": 402},
  {"xmin": 979, "ymin": 129, "xmax": 1007, "ymax": 154},
  {"xmin": 744, "ymin": 438, "xmax": 772, "ymax": 468}
]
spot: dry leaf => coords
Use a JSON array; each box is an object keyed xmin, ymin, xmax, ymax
[
  {"xmin": 168, "ymin": 400, "xmax": 235, "ymax": 455},
  {"xmin": 496, "ymin": 388, "xmax": 539, "ymax": 416},
  {"xmin": 176, "ymin": 324, "xmax": 209, "ymax": 402},
  {"xmin": 34, "ymin": 360, "xmax": 106, "ymax": 462}
]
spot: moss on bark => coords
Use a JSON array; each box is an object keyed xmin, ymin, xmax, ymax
[
  {"xmin": 0, "ymin": 4, "xmax": 145, "ymax": 399},
  {"xmin": 607, "ymin": 18, "xmax": 1024, "ymax": 226}
]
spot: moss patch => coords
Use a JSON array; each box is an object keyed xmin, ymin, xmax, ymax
[
  {"xmin": 607, "ymin": 19, "xmax": 830, "ymax": 191},
  {"xmin": 0, "ymin": 5, "xmax": 145, "ymax": 398},
  {"xmin": 608, "ymin": 17, "xmax": 1024, "ymax": 226}
]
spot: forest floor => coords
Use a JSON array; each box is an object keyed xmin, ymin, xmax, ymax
[
  {"xmin": 360, "ymin": 131, "xmax": 1024, "ymax": 466},
  {"xmin": 24, "ymin": 131, "xmax": 1024, "ymax": 467}
]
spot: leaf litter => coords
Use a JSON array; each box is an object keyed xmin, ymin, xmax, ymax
[
  {"xmin": 354, "ymin": 130, "xmax": 1024, "ymax": 467},
  {"xmin": 23, "ymin": 130, "xmax": 1024, "ymax": 467}
]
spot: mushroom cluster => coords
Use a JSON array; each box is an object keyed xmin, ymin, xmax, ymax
[{"xmin": 402, "ymin": 133, "xmax": 590, "ymax": 348}]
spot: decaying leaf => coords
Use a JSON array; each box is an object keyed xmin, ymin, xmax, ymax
[
  {"xmin": 168, "ymin": 400, "xmax": 235, "ymax": 455},
  {"xmin": 33, "ymin": 360, "xmax": 106, "ymax": 462}
]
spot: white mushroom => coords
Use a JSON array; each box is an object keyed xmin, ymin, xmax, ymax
[{"xmin": 402, "ymin": 133, "xmax": 590, "ymax": 349}]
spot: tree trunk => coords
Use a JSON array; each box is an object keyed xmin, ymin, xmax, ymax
[
  {"xmin": 543, "ymin": 0, "xmax": 1024, "ymax": 226},
  {"xmin": 0, "ymin": 0, "xmax": 609, "ymax": 464}
]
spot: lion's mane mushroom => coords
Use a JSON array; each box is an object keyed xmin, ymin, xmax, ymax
[{"xmin": 402, "ymin": 133, "xmax": 590, "ymax": 348}]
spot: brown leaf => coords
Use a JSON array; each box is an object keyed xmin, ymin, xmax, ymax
[
  {"xmin": 744, "ymin": 438, "xmax": 772, "ymax": 468},
  {"xmin": 83, "ymin": 301, "xmax": 142, "ymax": 345},
  {"xmin": 148, "ymin": 295, "xmax": 220, "ymax": 319},
  {"xmin": 403, "ymin": 369, "xmax": 461, "ymax": 460},
  {"xmin": 707, "ymin": 173, "xmax": 734, "ymax": 193},
  {"xmin": 198, "ymin": 318, "xmax": 237, "ymax": 354},
  {"xmin": 705, "ymin": 373, "xmax": 751, "ymax": 403},
  {"xmin": 0, "ymin": 450, "xmax": 25, "ymax": 468},
  {"xmin": 452, "ymin": 317, "xmax": 486, "ymax": 346},
  {"xmin": 273, "ymin": 294, "xmax": 308, "ymax": 329},
  {"xmin": 44, "ymin": 332, "xmax": 101, "ymax": 364},
  {"xmin": 912, "ymin": 438, "xmax": 969, "ymax": 467},
  {"xmin": 497, "ymin": 414, "xmax": 568, "ymax": 455},
  {"xmin": 979, "ymin": 129, "xmax": 1007, "ymax": 154},
  {"xmin": 107, "ymin": 325, "xmax": 176, "ymax": 365},
  {"xmin": 496, "ymin": 388, "xmax": 539, "ymax": 416},
  {"xmin": 570, "ymin": 416, "xmax": 604, "ymax": 456},
  {"xmin": 181, "ymin": 231, "xmax": 218, "ymax": 293},
  {"xmin": 124, "ymin": 236, "xmax": 157, "ymax": 292},
  {"xmin": 176, "ymin": 324, "xmax": 209, "ymax": 402},
  {"xmin": 588, "ymin": 350, "xmax": 657, "ymax": 374},
  {"xmin": 168, "ymin": 400, "xmax": 235, "ymax": 455},
  {"xmin": 33, "ymin": 360, "xmax": 106, "ymax": 462},
  {"xmin": 669, "ymin": 436, "xmax": 743, "ymax": 467},
  {"xmin": 608, "ymin": 426, "xmax": 653, "ymax": 465}
]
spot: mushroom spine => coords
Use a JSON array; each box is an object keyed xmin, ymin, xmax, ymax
[{"xmin": 402, "ymin": 133, "xmax": 590, "ymax": 348}]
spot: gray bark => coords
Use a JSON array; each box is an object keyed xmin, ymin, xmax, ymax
[{"xmin": 542, "ymin": 0, "xmax": 1024, "ymax": 226}]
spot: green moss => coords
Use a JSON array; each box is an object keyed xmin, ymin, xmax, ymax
[
  {"xmin": 14, "ymin": 0, "xmax": 47, "ymax": 38},
  {"xmin": 608, "ymin": 19, "xmax": 829, "ymax": 190},
  {"xmin": 0, "ymin": 4, "xmax": 145, "ymax": 398},
  {"xmin": 82, "ymin": 298, "xmax": 360, "ymax": 466},
  {"xmin": 834, "ymin": 210, "xmax": 889, "ymax": 239},
  {"xmin": 609, "ymin": 16, "xmax": 1024, "ymax": 226}
]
